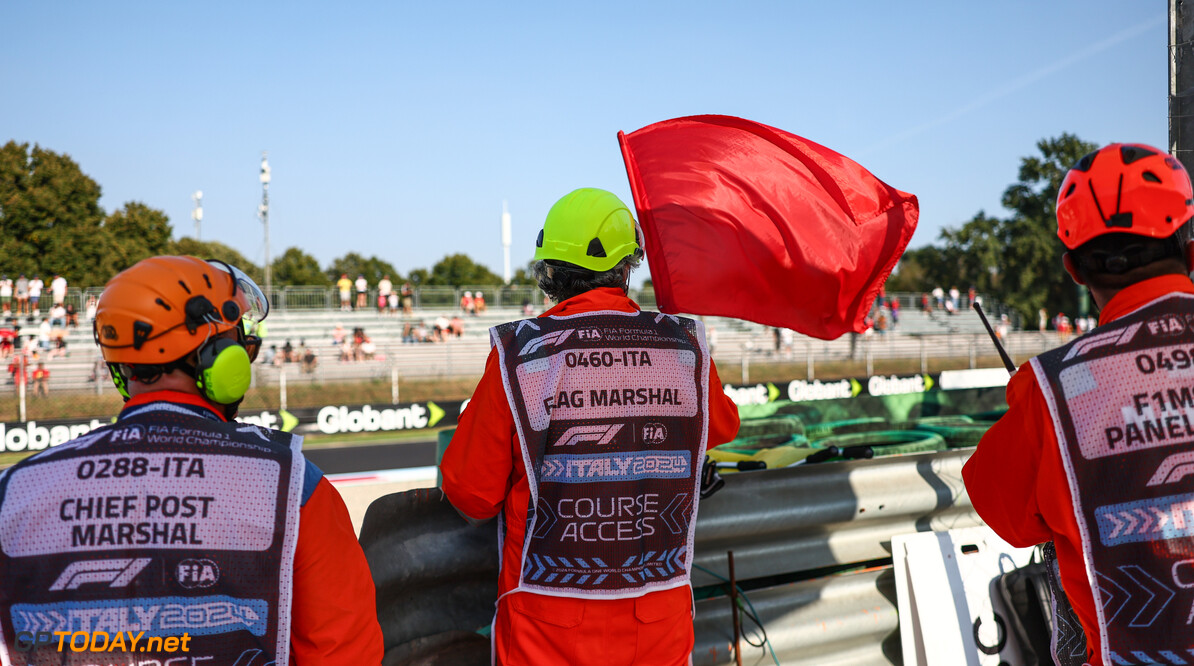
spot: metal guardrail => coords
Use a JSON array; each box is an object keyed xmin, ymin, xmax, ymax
[
  {"xmin": 356, "ymin": 447, "xmax": 981, "ymax": 665},
  {"xmin": 692, "ymin": 449, "xmax": 978, "ymax": 586},
  {"xmin": 693, "ymin": 567, "xmax": 899, "ymax": 666}
]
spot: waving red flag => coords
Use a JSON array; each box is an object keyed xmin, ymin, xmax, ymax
[{"xmin": 618, "ymin": 115, "xmax": 918, "ymax": 340}]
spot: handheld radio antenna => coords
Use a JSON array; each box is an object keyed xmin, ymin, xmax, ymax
[{"xmin": 972, "ymin": 302, "xmax": 1016, "ymax": 375}]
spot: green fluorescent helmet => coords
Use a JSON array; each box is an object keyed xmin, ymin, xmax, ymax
[{"xmin": 533, "ymin": 188, "xmax": 643, "ymax": 272}]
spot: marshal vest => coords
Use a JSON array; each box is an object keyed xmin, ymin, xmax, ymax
[
  {"xmin": 1033, "ymin": 292, "xmax": 1194, "ymax": 665},
  {"xmin": 0, "ymin": 403, "xmax": 304, "ymax": 665},
  {"xmin": 492, "ymin": 309, "xmax": 710, "ymax": 599}
]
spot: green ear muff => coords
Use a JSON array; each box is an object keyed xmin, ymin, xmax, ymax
[
  {"xmin": 195, "ymin": 338, "xmax": 252, "ymax": 405},
  {"xmin": 108, "ymin": 363, "xmax": 131, "ymax": 401}
]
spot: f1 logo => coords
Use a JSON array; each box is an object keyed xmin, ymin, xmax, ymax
[{"xmin": 49, "ymin": 558, "xmax": 151, "ymax": 591}]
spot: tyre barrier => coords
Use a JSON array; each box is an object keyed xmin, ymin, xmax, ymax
[
  {"xmin": 734, "ymin": 415, "xmax": 805, "ymax": 439},
  {"xmin": 814, "ymin": 430, "xmax": 947, "ymax": 458},
  {"xmin": 362, "ymin": 449, "xmax": 980, "ymax": 665},
  {"xmin": 912, "ymin": 422, "xmax": 992, "ymax": 448},
  {"xmin": 359, "ymin": 487, "xmax": 498, "ymax": 666},
  {"xmin": 804, "ymin": 416, "xmax": 889, "ymax": 441}
]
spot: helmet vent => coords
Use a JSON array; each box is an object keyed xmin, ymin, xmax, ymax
[
  {"xmin": 154, "ymin": 298, "xmax": 172, "ymax": 311},
  {"xmin": 1143, "ymin": 171, "xmax": 1162, "ymax": 183},
  {"xmin": 586, "ymin": 238, "xmax": 607, "ymax": 258},
  {"xmin": 1120, "ymin": 145, "xmax": 1157, "ymax": 165},
  {"xmin": 177, "ymin": 280, "xmax": 191, "ymax": 295},
  {"xmin": 1107, "ymin": 212, "xmax": 1134, "ymax": 229},
  {"xmin": 1073, "ymin": 151, "xmax": 1098, "ymax": 172},
  {"xmin": 202, "ymin": 273, "xmax": 213, "ymax": 289},
  {"xmin": 1063, "ymin": 183, "xmax": 1077, "ymax": 198},
  {"xmin": 132, "ymin": 321, "xmax": 153, "ymax": 351},
  {"xmin": 536, "ymin": 229, "xmax": 544, "ymax": 248}
]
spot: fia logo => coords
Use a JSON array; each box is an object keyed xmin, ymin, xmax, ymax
[
  {"xmin": 576, "ymin": 329, "xmax": 602, "ymax": 340},
  {"xmin": 108, "ymin": 424, "xmax": 144, "ymax": 444},
  {"xmin": 642, "ymin": 423, "xmax": 668, "ymax": 445},
  {"xmin": 176, "ymin": 558, "xmax": 220, "ymax": 589}
]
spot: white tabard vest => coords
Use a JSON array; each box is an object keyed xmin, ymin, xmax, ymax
[
  {"xmin": 1034, "ymin": 292, "xmax": 1194, "ymax": 665},
  {"xmin": 0, "ymin": 402, "xmax": 304, "ymax": 666},
  {"xmin": 492, "ymin": 309, "xmax": 710, "ymax": 599}
]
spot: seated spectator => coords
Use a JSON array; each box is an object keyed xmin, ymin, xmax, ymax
[
  {"xmin": 64, "ymin": 302, "xmax": 78, "ymax": 328},
  {"xmin": 282, "ymin": 339, "xmax": 295, "ymax": 363},
  {"xmin": 474, "ymin": 291, "xmax": 487, "ymax": 314},
  {"xmin": 359, "ymin": 337, "xmax": 376, "ymax": 360},
  {"xmin": 49, "ymin": 304, "xmax": 66, "ymax": 328},
  {"xmin": 37, "ymin": 318, "xmax": 52, "ymax": 350},
  {"xmin": 301, "ymin": 343, "xmax": 318, "ymax": 373},
  {"xmin": 332, "ymin": 323, "xmax": 346, "ymax": 347},
  {"xmin": 32, "ymin": 362, "xmax": 49, "ymax": 397},
  {"xmin": 522, "ymin": 299, "xmax": 534, "ymax": 317},
  {"xmin": 262, "ymin": 345, "xmax": 277, "ymax": 366},
  {"xmin": 340, "ymin": 338, "xmax": 354, "ymax": 362},
  {"xmin": 460, "ymin": 291, "xmax": 474, "ymax": 314},
  {"xmin": 47, "ymin": 334, "xmax": 67, "ymax": 359},
  {"xmin": 433, "ymin": 315, "xmax": 450, "ymax": 341},
  {"xmin": 402, "ymin": 323, "xmax": 415, "ymax": 344},
  {"xmin": 414, "ymin": 321, "xmax": 429, "ymax": 342},
  {"xmin": 449, "ymin": 315, "xmax": 464, "ymax": 337},
  {"xmin": 85, "ymin": 296, "xmax": 98, "ymax": 320}
]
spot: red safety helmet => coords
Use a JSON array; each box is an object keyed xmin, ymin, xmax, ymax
[{"xmin": 1056, "ymin": 143, "xmax": 1194, "ymax": 250}]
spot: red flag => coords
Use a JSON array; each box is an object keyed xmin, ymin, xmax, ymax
[{"xmin": 619, "ymin": 115, "xmax": 918, "ymax": 340}]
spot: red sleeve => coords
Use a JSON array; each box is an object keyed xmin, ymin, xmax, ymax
[
  {"xmin": 705, "ymin": 361, "xmax": 740, "ymax": 449},
  {"xmin": 440, "ymin": 348, "xmax": 517, "ymax": 522},
  {"xmin": 962, "ymin": 366, "xmax": 1053, "ymax": 548},
  {"xmin": 290, "ymin": 478, "xmax": 384, "ymax": 665}
]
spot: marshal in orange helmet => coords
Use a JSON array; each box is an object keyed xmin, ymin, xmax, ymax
[
  {"xmin": 1056, "ymin": 143, "xmax": 1194, "ymax": 250},
  {"xmin": 94, "ymin": 256, "xmax": 268, "ymax": 404}
]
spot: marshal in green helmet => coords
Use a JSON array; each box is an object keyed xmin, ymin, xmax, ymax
[{"xmin": 532, "ymin": 188, "xmax": 645, "ymax": 302}]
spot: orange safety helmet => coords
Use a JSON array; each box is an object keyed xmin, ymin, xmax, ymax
[
  {"xmin": 1056, "ymin": 143, "xmax": 1194, "ymax": 250},
  {"xmin": 94, "ymin": 256, "xmax": 267, "ymax": 365}
]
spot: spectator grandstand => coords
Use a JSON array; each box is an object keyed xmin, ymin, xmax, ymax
[{"xmin": 0, "ymin": 287, "xmax": 1052, "ymax": 394}]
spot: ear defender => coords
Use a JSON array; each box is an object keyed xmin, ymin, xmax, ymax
[
  {"xmin": 194, "ymin": 338, "xmax": 252, "ymax": 405},
  {"xmin": 108, "ymin": 363, "xmax": 131, "ymax": 401}
]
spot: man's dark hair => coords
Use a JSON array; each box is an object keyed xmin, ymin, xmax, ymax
[
  {"xmin": 533, "ymin": 254, "xmax": 641, "ymax": 303},
  {"xmin": 1068, "ymin": 221, "xmax": 1193, "ymax": 290}
]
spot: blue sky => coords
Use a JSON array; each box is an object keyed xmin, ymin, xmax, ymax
[{"xmin": 0, "ymin": 1, "xmax": 1168, "ymax": 287}]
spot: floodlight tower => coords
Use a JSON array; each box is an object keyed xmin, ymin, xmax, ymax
[
  {"xmin": 259, "ymin": 153, "xmax": 272, "ymax": 295},
  {"xmin": 501, "ymin": 201, "xmax": 512, "ymax": 283},
  {"xmin": 191, "ymin": 190, "xmax": 203, "ymax": 240}
]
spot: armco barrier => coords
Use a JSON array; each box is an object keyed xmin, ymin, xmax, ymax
[{"xmin": 361, "ymin": 447, "xmax": 980, "ymax": 665}]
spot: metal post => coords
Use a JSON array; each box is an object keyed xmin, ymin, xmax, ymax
[
  {"xmin": 279, "ymin": 368, "xmax": 287, "ymax": 411},
  {"xmin": 192, "ymin": 190, "xmax": 203, "ymax": 240},
  {"xmin": 920, "ymin": 338, "xmax": 928, "ymax": 374},
  {"xmin": 728, "ymin": 550, "xmax": 743, "ymax": 666},
  {"xmin": 741, "ymin": 348, "xmax": 750, "ymax": 384},
  {"xmin": 17, "ymin": 354, "xmax": 26, "ymax": 422},
  {"xmin": 806, "ymin": 343, "xmax": 814, "ymax": 380},
  {"xmin": 1171, "ymin": 0, "xmax": 1194, "ymax": 173},
  {"xmin": 865, "ymin": 344, "xmax": 873, "ymax": 377},
  {"xmin": 392, "ymin": 365, "xmax": 400, "ymax": 405},
  {"xmin": 969, "ymin": 339, "xmax": 977, "ymax": 369},
  {"xmin": 259, "ymin": 153, "xmax": 272, "ymax": 296}
]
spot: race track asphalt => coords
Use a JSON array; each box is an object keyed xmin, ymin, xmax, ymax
[{"xmin": 304, "ymin": 439, "xmax": 437, "ymax": 474}]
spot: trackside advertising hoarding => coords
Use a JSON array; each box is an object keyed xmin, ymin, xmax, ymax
[{"xmin": 0, "ymin": 369, "xmax": 1008, "ymax": 452}]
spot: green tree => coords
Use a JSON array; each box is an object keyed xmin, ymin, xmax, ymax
[
  {"xmin": 509, "ymin": 260, "xmax": 538, "ymax": 286},
  {"xmin": 0, "ymin": 141, "xmax": 114, "ymax": 286},
  {"xmin": 904, "ymin": 133, "xmax": 1097, "ymax": 321},
  {"xmin": 326, "ymin": 253, "xmax": 400, "ymax": 286},
  {"xmin": 424, "ymin": 253, "xmax": 502, "ymax": 286},
  {"xmin": 272, "ymin": 247, "xmax": 329, "ymax": 286},
  {"xmin": 998, "ymin": 134, "xmax": 1098, "ymax": 321},
  {"xmin": 171, "ymin": 237, "xmax": 262, "ymax": 284},
  {"xmin": 105, "ymin": 201, "xmax": 174, "ymax": 273}
]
